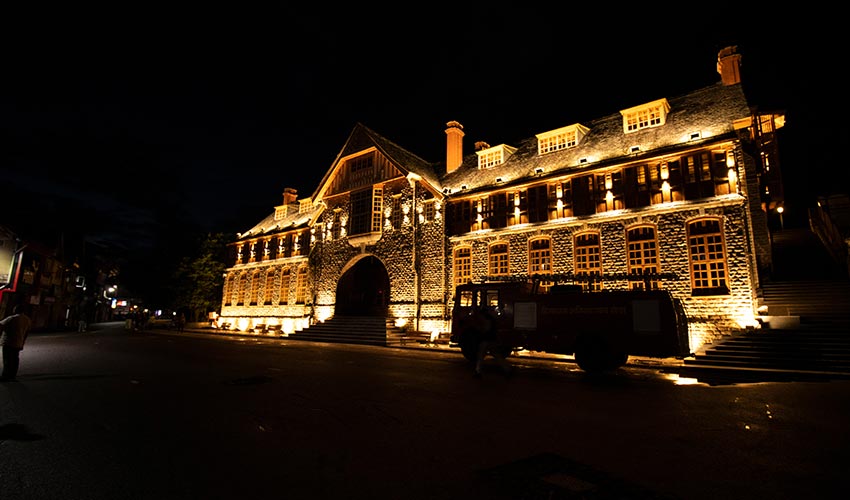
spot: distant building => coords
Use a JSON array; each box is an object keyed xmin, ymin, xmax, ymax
[{"xmin": 219, "ymin": 46, "xmax": 785, "ymax": 352}]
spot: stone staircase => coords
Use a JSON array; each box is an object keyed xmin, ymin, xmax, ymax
[
  {"xmin": 682, "ymin": 226, "xmax": 850, "ymax": 376},
  {"xmin": 286, "ymin": 315, "xmax": 391, "ymax": 346},
  {"xmin": 285, "ymin": 315, "xmax": 437, "ymax": 347}
]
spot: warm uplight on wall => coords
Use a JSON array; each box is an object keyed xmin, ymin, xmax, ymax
[
  {"xmin": 726, "ymin": 154, "xmax": 735, "ymax": 168},
  {"xmin": 661, "ymin": 181, "xmax": 671, "ymax": 202},
  {"xmin": 728, "ymin": 168, "xmax": 738, "ymax": 192},
  {"xmin": 605, "ymin": 190, "xmax": 614, "ymax": 209},
  {"xmin": 660, "ymin": 162, "xmax": 669, "ymax": 180}
]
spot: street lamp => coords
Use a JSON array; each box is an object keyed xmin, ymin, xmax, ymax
[{"xmin": 776, "ymin": 206, "xmax": 785, "ymax": 230}]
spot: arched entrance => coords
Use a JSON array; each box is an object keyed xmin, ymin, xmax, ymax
[{"xmin": 335, "ymin": 255, "xmax": 390, "ymax": 316}]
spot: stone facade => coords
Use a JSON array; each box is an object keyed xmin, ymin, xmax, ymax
[{"xmin": 218, "ymin": 46, "xmax": 785, "ymax": 354}]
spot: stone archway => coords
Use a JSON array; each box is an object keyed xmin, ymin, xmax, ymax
[{"xmin": 335, "ymin": 255, "xmax": 390, "ymax": 316}]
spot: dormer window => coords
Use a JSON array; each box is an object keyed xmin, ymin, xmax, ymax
[
  {"xmin": 536, "ymin": 123, "xmax": 589, "ymax": 155},
  {"xmin": 621, "ymin": 98, "xmax": 671, "ymax": 134},
  {"xmin": 476, "ymin": 144, "xmax": 517, "ymax": 169},
  {"xmin": 299, "ymin": 199, "xmax": 312, "ymax": 214}
]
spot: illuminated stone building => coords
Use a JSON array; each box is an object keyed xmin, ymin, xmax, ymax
[{"xmin": 219, "ymin": 46, "xmax": 785, "ymax": 352}]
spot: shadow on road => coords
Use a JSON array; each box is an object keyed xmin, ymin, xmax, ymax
[{"xmin": 0, "ymin": 423, "xmax": 45, "ymax": 442}]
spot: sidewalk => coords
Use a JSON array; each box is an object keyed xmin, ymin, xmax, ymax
[{"xmin": 159, "ymin": 322, "xmax": 686, "ymax": 370}]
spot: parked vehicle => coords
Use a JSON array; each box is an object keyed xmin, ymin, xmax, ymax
[{"xmin": 450, "ymin": 278, "xmax": 691, "ymax": 372}]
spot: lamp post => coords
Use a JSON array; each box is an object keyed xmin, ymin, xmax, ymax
[{"xmin": 776, "ymin": 206, "xmax": 785, "ymax": 230}]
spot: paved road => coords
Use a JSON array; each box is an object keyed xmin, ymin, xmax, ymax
[{"xmin": 2, "ymin": 322, "xmax": 849, "ymax": 499}]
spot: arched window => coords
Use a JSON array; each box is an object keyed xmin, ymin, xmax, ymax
[
  {"xmin": 264, "ymin": 269, "xmax": 276, "ymax": 304},
  {"xmin": 627, "ymin": 226, "xmax": 660, "ymax": 290},
  {"xmin": 295, "ymin": 266, "xmax": 308, "ymax": 304},
  {"xmin": 222, "ymin": 275, "xmax": 232, "ymax": 306},
  {"xmin": 279, "ymin": 269, "xmax": 290, "ymax": 305},
  {"xmin": 237, "ymin": 273, "xmax": 248, "ymax": 306},
  {"xmin": 488, "ymin": 242, "xmax": 509, "ymax": 277},
  {"xmin": 453, "ymin": 246, "xmax": 472, "ymax": 287},
  {"xmin": 528, "ymin": 237, "xmax": 553, "ymax": 292},
  {"xmin": 574, "ymin": 232, "xmax": 601, "ymax": 291},
  {"xmin": 250, "ymin": 270, "xmax": 261, "ymax": 305},
  {"xmin": 687, "ymin": 218, "xmax": 729, "ymax": 295}
]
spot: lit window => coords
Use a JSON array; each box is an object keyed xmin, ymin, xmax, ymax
[
  {"xmin": 295, "ymin": 266, "xmax": 308, "ymax": 304},
  {"xmin": 574, "ymin": 233, "xmax": 602, "ymax": 291},
  {"xmin": 621, "ymin": 98, "xmax": 670, "ymax": 134},
  {"xmin": 528, "ymin": 237, "xmax": 553, "ymax": 292},
  {"xmin": 264, "ymin": 270, "xmax": 276, "ymax": 304},
  {"xmin": 237, "ymin": 273, "xmax": 247, "ymax": 305},
  {"xmin": 627, "ymin": 226, "xmax": 660, "ymax": 290},
  {"xmin": 223, "ymin": 276, "xmax": 232, "ymax": 306},
  {"xmin": 453, "ymin": 247, "xmax": 472, "ymax": 287},
  {"xmin": 423, "ymin": 201, "xmax": 436, "ymax": 222},
  {"xmin": 488, "ymin": 242, "xmax": 509, "ymax": 276},
  {"xmin": 278, "ymin": 269, "xmax": 290, "ymax": 305},
  {"xmin": 536, "ymin": 123, "xmax": 589, "ymax": 155},
  {"xmin": 350, "ymin": 187, "xmax": 383, "ymax": 236},
  {"xmin": 391, "ymin": 196, "xmax": 402, "ymax": 230},
  {"xmin": 250, "ymin": 270, "xmax": 260, "ymax": 305},
  {"xmin": 476, "ymin": 144, "xmax": 517, "ymax": 169},
  {"xmin": 688, "ymin": 218, "xmax": 729, "ymax": 295}
]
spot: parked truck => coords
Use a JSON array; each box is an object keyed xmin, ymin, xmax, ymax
[{"xmin": 449, "ymin": 278, "xmax": 691, "ymax": 372}]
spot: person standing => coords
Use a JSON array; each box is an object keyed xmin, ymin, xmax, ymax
[
  {"xmin": 0, "ymin": 304, "xmax": 33, "ymax": 381},
  {"xmin": 473, "ymin": 305, "xmax": 513, "ymax": 378},
  {"xmin": 176, "ymin": 312, "xmax": 186, "ymax": 333}
]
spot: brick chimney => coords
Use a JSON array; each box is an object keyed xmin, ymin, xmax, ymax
[
  {"xmin": 717, "ymin": 46, "xmax": 742, "ymax": 85},
  {"xmin": 445, "ymin": 121, "xmax": 464, "ymax": 173},
  {"xmin": 282, "ymin": 187, "xmax": 297, "ymax": 205}
]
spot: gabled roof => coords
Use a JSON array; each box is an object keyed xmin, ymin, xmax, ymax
[
  {"xmin": 236, "ymin": 123, "xmax": 444, "ymax": 240},
  {"xmin": 440, "ymin": 82, "xmax": 753, "ymax": 196},
  {"xmin": 312, "ymin": 122, "xmax": 443, "ymax": 200}
]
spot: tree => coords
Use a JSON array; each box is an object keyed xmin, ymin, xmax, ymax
[{"xmin": 170, "ymin": 232, "xmax": 231, "ymax": 322}]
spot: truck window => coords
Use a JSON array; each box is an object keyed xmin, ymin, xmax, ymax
[
  {"xmin": 458, "ymin": 290, "xmax": 474, "ymax": 307},
  {"xmin": 485, "ymin": 290, "xmax": 500, "ymax": 308}
]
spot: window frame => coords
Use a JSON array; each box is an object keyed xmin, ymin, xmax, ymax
[
  {"xmin": 626, "ymin": 225, "xmax": 660, "ymax": 290},
  {"xmin": 488, "ymin": 242, "xmax": 509, "ymax": 277},
  {"xmin": 453, "ymin": 246, "xmax": 472, "ymax": 288},
  {"xmin": 574, "ymin": 232, "xmax": 602, "ymax": 291},
  {"xmin": 687, "ymin": 218, "xmax": 729, "ymax": 296}
]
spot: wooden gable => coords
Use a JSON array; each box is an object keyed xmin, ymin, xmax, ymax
[{"xmin": 323, "ymin": 148, "xmax": 406, "ymax": 197}]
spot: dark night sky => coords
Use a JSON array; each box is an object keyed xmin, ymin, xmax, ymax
[{"xmin": 2, "ymin": 6, "xmax": 847, "ymax": 252}]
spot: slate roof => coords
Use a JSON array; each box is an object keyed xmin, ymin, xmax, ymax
[
  {"xmin": 237, "ymin": 203, "xmax": 322, "ymax": 241},
  {"xmin": 440, "ymin": 81, "xmax": 752, "ymax": 196},
  {"xmin": 235, "ymin": 81, "xmax": 752, "ymax": 240}
]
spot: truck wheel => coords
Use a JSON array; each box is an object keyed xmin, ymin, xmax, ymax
[
  {"xmin": 575, "ymin": 337, "xmax": 623, "ymax": 373},
  {"xmin": 607, "ymin": 352, "xmax": 629, "ymax": 370}
]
